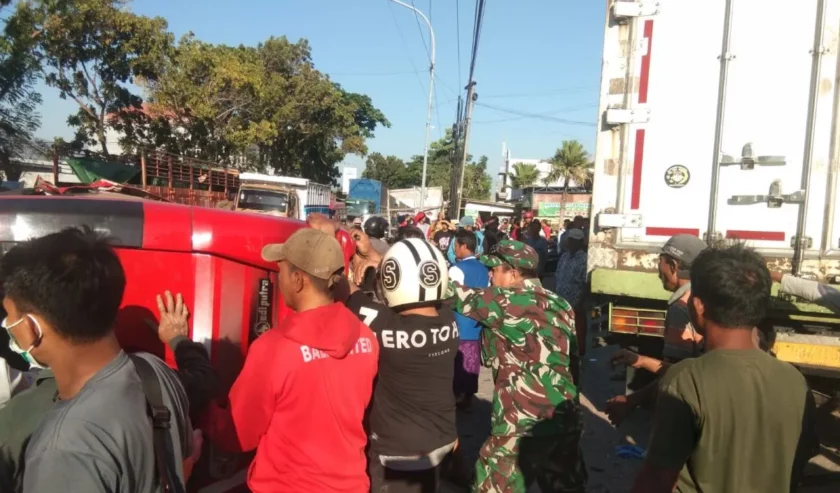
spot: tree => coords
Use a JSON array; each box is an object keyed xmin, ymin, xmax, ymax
[
  {"xmin": 544, "ymin": 140, "xmax": 594, "ymax": 214},
  {"xmin": 133, "ymin": 34, "xmax": 389, "ymax": 185},
  {"xmin": 0, "ymin": 0, "xmax": 42, "ymax": 180},
  {"xmin": 506, "ymin": 162, "xmax": 539, "ymax": 189},
  {"xmin": 20, "ymin": 0, "xmax": 174, "ymax": 157},
  {"xmin": 363, "ymin": 153, "xmax": 413, "ymax": 189},
  {"xmin": 463, "ymin": 155, "xmax": 492, "ymax": 200},
  {"xmin": 404, "ymin": 130, "xmax": 492, "ymax": 201}
]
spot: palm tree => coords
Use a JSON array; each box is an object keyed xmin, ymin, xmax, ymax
[
  {"xmin": 544, "ymin": 140, "xmax": 594, "ymax": 215},
  {"xmin": 506, "ymin": 162, "xmax": 540, "ymax": 189}
]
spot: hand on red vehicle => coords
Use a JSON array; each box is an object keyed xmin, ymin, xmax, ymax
[
  {"xmin": 610, "ymin": 349, "xmax": 643, "ymax": 369},
  {"xmin": 307, "ymin": 213, "xmax": 338, "ymax": 235},
  {"xmin": 605, "ymin": 395, "xmax": 635, "ymax": 426},
  {"xmin": 154, "ymin": 291, "xmax": 190, "ymax": 345}
]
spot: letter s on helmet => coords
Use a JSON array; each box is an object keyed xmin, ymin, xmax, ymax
[{"xmin": 377, "ymin": 238, "xmax": 449, "ymax": 309}]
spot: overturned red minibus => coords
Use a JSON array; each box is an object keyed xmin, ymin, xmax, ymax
[{"xmin": 0, "ymin": 191, "xmax": 331, "ymax": 492}]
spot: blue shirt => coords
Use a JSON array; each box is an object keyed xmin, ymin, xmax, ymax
[
  {"xmin": 448, "ymin": 256, "xmax": 490, "ymax": 341},
  {"xmin": 447, "ymin": 230, "xmax": 484, "ymax": 266}
]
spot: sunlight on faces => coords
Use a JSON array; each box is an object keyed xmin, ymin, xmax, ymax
[
  {"xmin": 276, "ymin": 260, "xmax": 305, "ymax": 312},
  {"xmin": 658, "ymin": 255, "xmax": 679, "ymax": 291},
  {"xmin": 489, "ymin": 264, "xmax": 521, "ymax": 288},
  {"xmin": 688, "ymin": 294, "xmax": 707, "ymax": 336}
]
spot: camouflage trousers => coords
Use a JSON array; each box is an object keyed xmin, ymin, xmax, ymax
[{"xmin": 472, "ymin": 434, "xmax": 587, "ymax": 493}]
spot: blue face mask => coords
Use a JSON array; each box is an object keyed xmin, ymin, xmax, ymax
[{"xmin": 3, "ymin": 315, "xmax": 47, "ymax": 369}]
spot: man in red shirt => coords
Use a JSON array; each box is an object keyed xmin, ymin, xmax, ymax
[{"xmin": 203, "ymin": 228, "xmax": 379, "ymax": 492}]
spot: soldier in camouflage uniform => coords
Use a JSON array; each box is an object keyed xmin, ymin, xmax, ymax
[{"xmin": 446, "ymin": 239, "xmax": 586, "ymax": 493}]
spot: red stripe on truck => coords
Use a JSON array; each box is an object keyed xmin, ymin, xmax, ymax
[
  {"xmin": 646, "ymin": 227, "xmax": 701, "ymax": 237},
  {"xmin": 630, "ymin": 129, "xmax": 645, "ymax": 209},
  {"xmin": 726, "ymin": 230, "xmax": 786, "ymax": 241},
  {"xmin": 639, "ymin": 19, "xmax": 654, "ymax": 104},
  {"xmin": 630, "ymin": 20, "xmax": 654, "ymax": 210}
]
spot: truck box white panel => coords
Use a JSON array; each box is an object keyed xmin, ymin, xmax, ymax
[{"xmin": 593, "ymin": 0, "xmax": 840, "ymax": 260}]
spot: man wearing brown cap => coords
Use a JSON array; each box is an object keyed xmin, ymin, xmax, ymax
[
  {"xmin": 202, "ymin": 228, "xmax": 379, "ymax": 493},
  {"xmin": 606, "ymin": 234, "xmax": 708, "ymax": 426}
]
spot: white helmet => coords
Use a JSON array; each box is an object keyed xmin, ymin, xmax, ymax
[{"xmin": 377, "ymin": 238, "xmax": 449, "ymax": 309}]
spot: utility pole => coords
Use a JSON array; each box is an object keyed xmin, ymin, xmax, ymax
[
  {"xmin": 452, "ymin": 81, "xmax": 476, "ymax": 217},
  {"xmin": 388, "ymin": 0, "xmax": 435, "ymax": 211}
]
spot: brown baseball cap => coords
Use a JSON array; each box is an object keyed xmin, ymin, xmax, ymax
[{"xmin": 261, "ymin": 228, "xmax": 345, "ymax": 283}]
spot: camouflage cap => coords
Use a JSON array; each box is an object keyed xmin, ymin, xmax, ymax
[{"xmin": 479, "ymin": 239, "xmax": 538, "ymax": 271}]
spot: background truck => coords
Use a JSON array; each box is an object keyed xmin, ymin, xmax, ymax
[
  {"xmin": 589, "ymin": 2, "xmax": 840, "ymax": 408},
  {"xmin": 234, "ymin": 173, "xmax": 331, "ymax": 220},
  {"xmin": 389, "ymin": 186, "xmax": 444, "ymax": 219},
  {"xmin": 347, "ymin": 178, "xmax": 389, "ymax": 222}
]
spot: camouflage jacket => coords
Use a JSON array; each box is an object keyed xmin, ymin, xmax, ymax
[{"xmin": 446, "ymin": 278, "xmax": 581, "ymax": 438}]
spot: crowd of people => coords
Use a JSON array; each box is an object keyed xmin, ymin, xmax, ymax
[{"xmin": 0, "ymin": 207, "xmax": 826, "ymax": 493}]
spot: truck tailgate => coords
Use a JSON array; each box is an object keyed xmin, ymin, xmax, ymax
[{"xmin": 593, "ymin": 0, "xmax": 840, "ymax": 260}]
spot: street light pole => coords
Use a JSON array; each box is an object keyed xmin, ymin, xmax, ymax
[{"xmin": 388, "ymin": 0, "xmax": 435, "ymax": 211}]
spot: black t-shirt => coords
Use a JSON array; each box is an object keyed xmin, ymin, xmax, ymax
[
  {"xmin": 433, "ymin": 230, "xmax": 455, "ymax": 253},
  {"xmin": 345, "ymin": 291, "xmax": 458, "ymax": 456}
]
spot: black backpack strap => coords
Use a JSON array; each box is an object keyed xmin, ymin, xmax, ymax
[{"xmin": 129, "ymin": 354, "xmax": 186, "ymax": 493}]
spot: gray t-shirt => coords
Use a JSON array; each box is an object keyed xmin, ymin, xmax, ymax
[{"xmin": 23, "ymin": 351, "xmax": 192, "ymax": 493}]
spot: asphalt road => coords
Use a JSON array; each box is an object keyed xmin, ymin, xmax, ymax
[{"xmin": 443, "ymin": 328, "xmax": 840, "ymax": 492}]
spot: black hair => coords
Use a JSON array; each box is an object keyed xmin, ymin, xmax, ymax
[
  {"xmin": 689, "ymin": 244, "xmax": 771, "ymax": 329},
  {"xmin": 454, "ymin": 229, "xmax": 477, "ymax": 253},
  {"xmin": 395, "ymin": 226, "xmax": 425, "ymax": 241},
  {"xmin": 0, "ymin": 226, "xmax": 125, "ymax": 343},
  {"xmin": 564, "ymin": 219, "xmax": 572, "ymax": 226},
  {"xmin": 527, "ymin": 220, "xmax": 542, "ymax": 236}
]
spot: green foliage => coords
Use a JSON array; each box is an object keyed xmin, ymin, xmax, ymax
[
  {"xmin": 507, "ymin": 162, "xmax": 540, "ymax": 189},
  {"xmin": 463, "ymin": 155, "xmax": 492, "ymax": 201},
  {"xmin": 362, "ymin": 152, "xmax": 414, "ymax": 189},
  {"xmin": 544, "ymin": 140, "xmax": 593, "ymax": 188},
  {"xmin": 20, "ymin": 0, "xmax": 174, "ymax": 157},
  {"xmin": 1, "ymin": 1, "xmax": 390, "ymax": 187},
  {"xmin": 404, "ymin": 130, "xmax": 492, "ymax": 201},
  {"xmin": 545, "ymin": 140, "xmax": 594, "ymax": 210},
  {"xmin": 0, "ymin": 0, "xmax": 42, "ymax": 179},
  {"xmin": 124, "ymin": 35, "xmax": 389, "ymax": 185}
]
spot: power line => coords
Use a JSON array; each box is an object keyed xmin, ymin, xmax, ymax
[
  {"xmin": 409, "ymin": 0, "xmax": 431, "ymax": 60},
  {"xmin": 481, "ymin": 85, "xmax": 598, "ymax": 99},
  {"xmin": 472, "ymin": 103, "xmax": 597, "ymax": 124},
  {"xmin": 435, "ymin": 75, "xmax": 460, "ymax": 98},
  {"xmin": 456, "ymin": 0, "xmax": 463, "ymax": 89},
  {"xmin": 434, "ymin": 85, "xmax": 443, "ymax": 139},
  {"xmin": 468, "ymin": 0, "xmax": 488, "ymax": 83},
  {"xmin": 475, "ymin": 101, "xmax": 597, "ymax": 126},
  {"xmin": 329, "ymin": 70, "xmax": 423, "ymax": 76},
  {"xmin": 384, "ymin": 0, "xmax": 427, "ymax": 100}
]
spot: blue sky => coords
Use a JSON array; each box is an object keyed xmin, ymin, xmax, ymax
[{"xmin": 35, "ymin": 0, "xmax": 606, "ymax": 183}]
